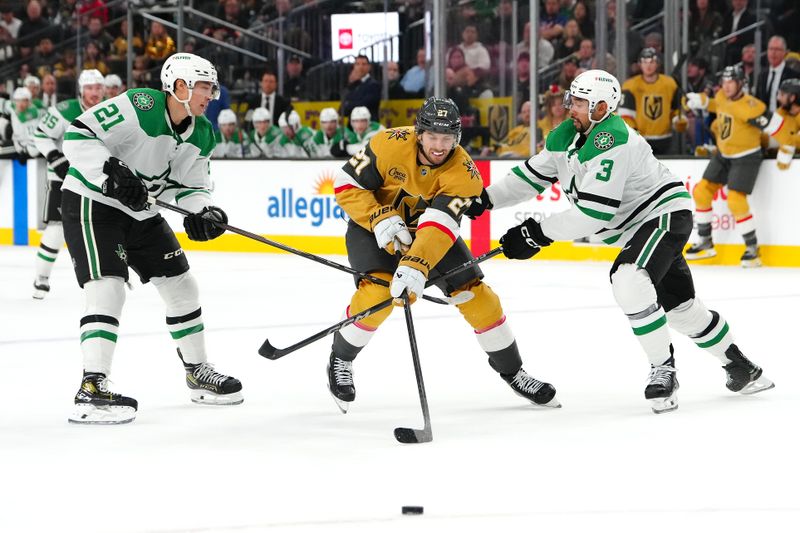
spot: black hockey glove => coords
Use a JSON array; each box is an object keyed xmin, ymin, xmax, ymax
[
  {"xmin": 500, "ymin": 217, "xmax": 553, "ymax": 260},
  {"xmin": 465, "ymin": 188, "xmax": 493, "ymax": 219},
  {"xmin": 102, "ymin": 157, "xmax": 149, "ymax": 212},
  {"xmin": 184, "ymin": 206, "xmax": 228, "ymax": 241},
  {"xmin": 329, "ymin": 137, "xmax": 349, "ymax": 158},
  {"xmin": 46, "ymin": 150, "xmax": 70, "ymax": 180}
]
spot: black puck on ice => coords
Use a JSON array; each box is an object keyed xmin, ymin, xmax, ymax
[{"xmin": 402, "ymin": 506, "xmax": 424, "ymax": 515}]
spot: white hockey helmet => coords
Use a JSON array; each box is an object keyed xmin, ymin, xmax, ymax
[
  {"xmin": 104, "ymin": 74, "xmax": 123, "ymax": 88},
  {"xmin": 160, "ymin": 53, "xmax": 220, "ymax": 114},
  {"xmin": 251, "ymin": 107, "xmax": 272, "ymax": 123},
  {"xmin": 319, "ymin": 107, "xmax": 339, "ymax": 123},
  {"xmin": 13, "ymin": 87, "xmax": 32, "ymax": 101},
  {"xmin": 24, "ymin": 75, "xmax": 40, "ymax": 87},
  {"xmin": 565, "ymin": 69, "xmax": 621, "ymax": 124},
  {"xmin": 350, "ymin": 106, "xmax": 371, "ymax": 122},
  {"xmin": 78, "ymin": 69, "xmax": 105, "ymax": 95},
  {"xmin": 217, "ymin": 108, "xmax": 237, "ymax": 126},
  {"xmin": 278, "ymin": 110, "xmax": 301, "ymax": 129}
]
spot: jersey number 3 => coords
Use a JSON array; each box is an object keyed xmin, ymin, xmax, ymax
[
  {"xmin": 93, "ymin": 103, "xmax": 125, "ymax": 132},
  {"xmin": 596, "ymin": 159, "xmax": 614, "ymax": 181}
]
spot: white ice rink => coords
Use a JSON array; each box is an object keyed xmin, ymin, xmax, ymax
[{"xmin": 1, "ymin": 245, "xmax": 798, "ymax": 532}]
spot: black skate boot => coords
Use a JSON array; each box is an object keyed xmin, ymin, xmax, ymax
[
  {"xmin": 685, "ymin": 238, "xmax": 716, "ymax": 260},
  {"xmin": 68, "ymin": 372, "xmax": 138, "ymax": 425},
  {"xmin": 740, "ymin": 245, "xmax": 762, "ymax": 268},
  {"xmin": 723, "ymin": 344, "xmax": 774, "ymax": 394},
  {"xmin": 501, "ymin": 368, "xmax": 560, "ymax": 407},
  {"xmin": 178, "ymin": 349, "xmax": 243, "ymax": 405},
  {"xmin": 32, "ymin": 276, "xmax": 50, "ymax": 300},
  {"xmin": 645, "ymin": 356, "xmax": 679, "ymax": 414},
  {"xmin": 327, "ymin": 353, "xmax": 355, "ymax": 413}
]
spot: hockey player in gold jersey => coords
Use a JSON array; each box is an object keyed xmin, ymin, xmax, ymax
[
  {"xmin": 684, "ymin": 65, "xmax": 785, "ymax": 267},
  {"xmin": 328, "ymin": 97, "xmax": 558, "ymax": 413},
  {"xmin": 772, "ymin": 78, "xmax": 800, "ymax": 170},
  {"xmin": 618, "ymin": 48, "xmax": 687, "ymax": 155}
]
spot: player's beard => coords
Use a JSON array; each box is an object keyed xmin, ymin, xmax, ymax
[{"xmin": 572, "ymin": 116, "xmax": 590, "ymax": 133}]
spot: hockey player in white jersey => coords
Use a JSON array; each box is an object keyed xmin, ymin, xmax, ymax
[
  {"xmin": 306, "ymin": 107, "xmax": 357, "ymax": 158},
  {"xmin": 247, "ymin": 107, "xmax": 280, "ymax": 158},
  {"xmin": 9, "ymin": 87, "xmax": 41, "ymax": 160},
  {"xmin": 60, "ymin": 53, "xmax": 243, "ymax": 424},
  {"xmin": 342, "ymin": 106, "xmax": 384, "ymax": 156},
  {"xmin": 274, "ymin": 109, "xmax": 313, "ymax": 158},
  {"xmin": 31, "ymin": 69, "xmax": 105, "ymax": 299},
  {"xmin": 467, "ymin": 70, "xmax": 774, "ymax": 414},
  {"xmin": 212, "ymin": 108, "xmax": 248, "ymax": 158}
]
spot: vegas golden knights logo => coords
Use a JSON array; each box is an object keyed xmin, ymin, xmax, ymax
[
  {"xmin": 644, "ymin": 95, "xmax": 663, "ymax": 120},
  {"xmin": 392, "ymin": 189, "xmax": 430, "ymax": 230},
  {"xmin": 488, "ymin": 105, "xmax": 509, "ymax": 143},
  {"xmin": 720, "ymin": 114, "xmax": 733, "ymax": 140}
]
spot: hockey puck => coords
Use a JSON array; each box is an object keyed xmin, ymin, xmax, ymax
[{"xmin": 402, "ymin": 506, "xmax": 423, "ymax": 515}]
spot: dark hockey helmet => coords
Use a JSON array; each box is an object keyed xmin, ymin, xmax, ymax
[
  {"xmin": 778, "ymin": 78, "xmax": 800, "ymax": 107},
  {"xmin": 720, "ymin": 65, "xmax": 746, "ymax": 85},
  {"xmin": 415, "ymin": 97, "xmax": 462, "ymax": 144},
  {"xmin": 639, "ymin": 47, "xmax": 660, "ymax": 62}
]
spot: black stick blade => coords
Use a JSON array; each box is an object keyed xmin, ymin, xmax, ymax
[
  {"xmin": 258, "ymin": 339, "xmax": 283, "ymax": 360},
  {"xmin": 394, "ymin": 427, "xmax": 433, "ymax": 444}
]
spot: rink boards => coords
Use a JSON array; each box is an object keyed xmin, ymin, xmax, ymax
[{"xmin": 2, "ymin": 157, "xmax": 799, "ymax": 266}]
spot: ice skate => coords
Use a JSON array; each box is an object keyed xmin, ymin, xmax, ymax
[
  {"xmin": 645, "ymin": 358, "xmax": 679, "ymax": 414},
  {"xmin": 179, "ymin": 350, "xmax": 243, "ymax": 405},
  {"xmin": 685, "ymin": 238, "xmax": 716, "ymax": 260},
  {"xmin": 327, "ymin": 353, "xmax": 355, "ymax": 413},
  {"xmin": 32, "ymin": 276, "xmax": 50, "ymax": 300},
  {"xmin": 723, "ymin": 344, "xmax": 774, "ymax": 395},
  {"xmin": 68, "ymin": 372, "xmax": 138, "ymax": 425},
  {"xmin": 502, "ymin": 368, "xmax": 561, "ymax": 407},
  {"xmin": 740, "ymin": 246, "xmax": 762, "ymax": 268}
]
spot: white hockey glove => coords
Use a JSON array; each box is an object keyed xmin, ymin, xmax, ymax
[
  {"xmin": 373, "ymin": 215, "xmax": 412, "ymax": 254},
  {"xmin": 777, "ymin": 145, "xmax": 795, "ymax": 170},
  {"xmin": 390, "ymin": 265, "xmax": 426, "ymax": 306},
  {"xmin": 684, "ymin": 92, "xmax": 708, "ymax": 112}
]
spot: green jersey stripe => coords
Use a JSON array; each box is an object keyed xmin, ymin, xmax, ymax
[
  {"xmin": 175, "ymin": 189, "xmax": 211, "ymax": 201},
  {"xmin": 511, "ymin": 166, "xmax": 545, "ymax": 193},
  {"xmin": 576, "ymin": 203, "xmax": 614, "ymax": 221},
  {"xmin": 68, "ymin": 167, "xmax": 102, "ymax": 193},
  {"xmin": 81, "ymin": 197, "xmax": 101, "ymax": 280},
  {"xmin": 64, "ymin": 132, "xmax": 100, "ymax": 141}
]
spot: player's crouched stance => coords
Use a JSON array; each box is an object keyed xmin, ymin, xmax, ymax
[
  {"xmin": 61, "ymin": 53, "xmax": 242, "ymax": 424},
  {"xmin": 468, "ymin": 70, "xmax": 773, "ymax": 414},
  {"xmin": 328, "ymin": 97, "xmax": 558, "ymax": 414}
]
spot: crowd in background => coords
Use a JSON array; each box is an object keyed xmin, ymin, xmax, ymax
[{"xmin": 1, "ymin": 0, "xmax": 799, "ymax": 160}]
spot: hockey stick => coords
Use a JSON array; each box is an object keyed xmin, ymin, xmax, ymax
[
  {"xmin": 258, "ymin": 246, "xmax": 504, "ymax": 359},
  {"xmin": 394, "ymin": 291, "xmax": 433, "ymax": 444},
  {"xmin": 147, "ymin": 197, "xmax": 463, "ymax": 306}
]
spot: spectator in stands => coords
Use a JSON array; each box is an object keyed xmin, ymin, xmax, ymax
[
  {"xmin": 18, "ymin": 0, "xmax": 50, "ymax": 60},
  {"xmin": 722, "ymin": 0, "xmax": 756, "ymax": 68},
  {"xmin": 31, "ymin": 37, "xmax": 61, "ymax": 79},
  {"xmin": 557, "ymin": 56, "xmax": 579, "ymax": 90},
  {"xmin": 644, "ymin": 33, "xmax": 664, "ymax": 56},
  {"xmin": 686, "ymin": 57, "xmax": 714, "ymax": 95},
  {"xmin": 554, "ymin": 19, "xmax": 583, "ymax": 60},
  {"xmin": 247, "ymin": 71, "xmax": 291, "ymax": 125},
  {"xmin": 53, "ymin": 48, "xmax": 78, "ymax": 84},
  {"xmin": 461, "ymin": 68, "xmax": 493, "ymax": 100},
  {"xmin": 739, "ymin": 43, "xmax": 756, "ymax": 93},
  {"xmin": 459, "ymin": 24, "xmax": 491, "ymax": 77},
  {"xmin": 516, "ymin": 52, "xmax": 531, "ymax": 101},
  {"xmin": 755, "ymin": 36, "xmax": 800, "ymax": 112},
  {"xmin": 606, "ymin": 0, "xmax": 644, "ymax": 71},
  {"xmin": 86, "ymin": 15, "xmax": 113, "ymax": 56},
  {"xmin": 77, "ymin": 0, "xmax": 108, "ymax": 24},
  {"xmin": 213, "ymin": 109, "xmax": 248, "ymax": 159},
  {"xmin": 183, "ymin": 36, "xmax": 197, "ymax": 54},
  {"xmin": 145, "ymin": 21, "xmax": 176, "ymax": 62},
  {"xmin": 204, "ymin": 0, "xmax": 245, "ymax": 44},
  {"xmin": 537, "ymin": 88, "xmax": 567, "ymax": 144},
  {"xmin": 0, "ymin": 3, "xmax": 22, "ymax": 62},
  {"xmin": 515, "ymin": 21, "xmax": 555, "ymax": 68},
  {"xmin": 400, "ymin": 48, "xmax": 426, "ymax": 96},
  {"xmin": 104, "ymin": 74, "xmax": 123, "ymax": 98},
  {"xmin": 572, "ymin": 0, "xmax": 593, "ymax": 39},
  {"xmin": 386, "ymin": 61, "xmax": 409, "ymax": 99},
  {"xmin": 447, "ymin": 46, "xmax": 471, "ymax": 80},
  {"xmin": 284, "ymin": 55, "xmax": 307, "ymax": 102},
  {"xmin": 82, "ymin": 41, "xmax": 109, "ymax": 76},
  {"xmin": 492, "ymin": 100, "xmax": 532, "ymax": 158},
  {"xmin": 540, "ymin": 0, "xmax": 567, "ymax": 41},
  {"xmin": 131, "ymin": 54, "xmax": 152, "ymax": 87},
  {"xmin": 40, "ymin": 73, "xmax": 58, "ymax": 107},
  {"xmin": 576, "ymin": 38, "xmax": 595, "ymax": 70},
  {"xmin": 341, "ymin": 54, "xmax": 381, "ymax": 122},
  {"xmin": 690, "ymin": 0, "xmax": 724, "ymax": 58},
  {"xmin": 110, "ymin": 18, "xmax": 144, "ymax": 60}
]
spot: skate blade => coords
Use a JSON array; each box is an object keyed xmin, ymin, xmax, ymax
[
  {"xmin": 540, "ymin": 396, "xmax": 562, "ymax": 408},
  {"xmin": 685, "ymin": 249, "xmax": 717, "ymax": 260},
  {"xmin": 741, "ymin": 258, "xmax": 762, "ymax": 268},
  {"xmin": 68, "ymin": 404, "xmax": 136, "ymax": 425},
  {"xmin": 330, "ymin": 392, "xmax": 351, "ymax": 414},
  {"xmin": 739, "ymin": 376, "xmax": 775, "ymax": 395},
  {"xmin": 32, "ymin": 289, "xmax": 49, "ymax": 300},
  {"xmin": 190, "ymin": 389, "xmax": 244, "ymax": 405},
  {"xmin": 649, "ymin": 394, "xmax": 679, "ymax": 414}
]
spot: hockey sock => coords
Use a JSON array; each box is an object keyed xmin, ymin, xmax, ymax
[
  {"xmin": 612, "ymin": 264, "xmax": 672, "ymax": 366},
  {"xmin": 333, "ymin": 305, "xmax": 378, "ymax": 361},
  {"xmin": 35, "ymin": 223, "xmax": 64, "ymax": 279},
  {"xmin": 152, "ymin": 272, "xmax": 207, "ymax": 365},
  {"xmin": 666, "ymin": 298, "xmax": 735, "ymax": 363},
  {"xmin": 81, "ymin": 277, "xmax": 126, "ymax": 376}
]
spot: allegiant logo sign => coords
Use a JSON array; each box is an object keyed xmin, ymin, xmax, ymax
[{"xmin": 265, "ymin": 172, "xmax": 347, "ymax": 227}]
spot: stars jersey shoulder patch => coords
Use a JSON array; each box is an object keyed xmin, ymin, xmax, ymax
[
  {"xmin": 132, "ymin": 92, "xmax": 155, "ymax": 111},
  {"xmin": 593, "ymin": 131, "xmax": 615, "ymax": 150},
  {"xmin": 386, "ymin": 128, "xmax": 410, "ymax": 141}
]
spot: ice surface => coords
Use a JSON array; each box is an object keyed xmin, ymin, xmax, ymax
[{"xmin": 1, "ymin": 246, "xmax": 797, "ymax": 532}]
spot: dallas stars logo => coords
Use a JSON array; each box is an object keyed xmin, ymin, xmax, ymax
[
  {"xmin": 115, "ymin": 244, "xmax": 128, "ymax": 264},
  {"xmin": 593, "ymin": 131, "xmax": 615, "ymax": 150},
  {"xmin": 132, "ymin": 92, "xmax": 155, "ymax": 111},
  {"xmin": 386, "ymin": 129, "xmax": 409, "ymax": 141},
  {"xmin": 462, "ymin": 160, "xmax": 481, "ymax": 181}
]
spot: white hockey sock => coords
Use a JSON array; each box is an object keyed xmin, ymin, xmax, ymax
[
  {"xmin": 666, "ymin": 299, "xmax": 734, "ymax": 363},
  {"xmin": 337, "ymin": 305, "xmax": 377, "ymax": 352},
  {"xmin": 474, "ymin": 317, "xmax": 523, "ymax": 375},
  {"xmin": 628, "ymin": 304, "xmax": 672, "ymax": 366},
  {"xmin": 152, "ymin": 272, "xmax": 207, "ymax": 365},
  {"xmin": 81, "ymin": 277, "xmax": 126, "ymax": 376},
  {"xmin": 35, "ymin": 223, "xmax": 64, "ymax": 279}
]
